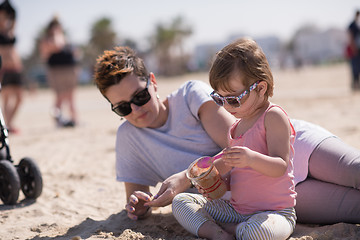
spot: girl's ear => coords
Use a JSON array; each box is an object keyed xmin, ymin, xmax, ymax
[{"xmin": 257, "ymin": 81, "xmax": 268, "ymax": 96}]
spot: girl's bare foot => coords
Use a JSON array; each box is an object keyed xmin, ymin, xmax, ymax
[
  {"xmin": 219, "ymin": 222, "xmax": 238, "ymax": 235},
  {"xmin": 212, "ymin": 228, "xmax": 234, "ymax": 240},
  {"xmin": 198, "ymin": 221, "xmax": 235, "ymax": 240}
]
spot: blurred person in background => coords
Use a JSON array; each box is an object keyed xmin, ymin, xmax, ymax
[
  {"xmin": 40, "ymin": 16, "xmax": 79, "ymax": 127},
  {"xmin": 347, "ymin": 10, "xmax": 360, "ymax": 90},
  {"xmin": 0, "ymin": 0, "xmax": 24, "ymax": 134}
]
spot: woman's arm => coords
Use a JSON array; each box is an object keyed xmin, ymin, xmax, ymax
[
  {"xmin": 145, "ymin": 170, "xmax": 192, "ymax": 208},
  {"xmin": 198, "ymin": 101, "xmax": 235, "ymax": 149}
]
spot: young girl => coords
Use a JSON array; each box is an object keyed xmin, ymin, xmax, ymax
[{"xmin": 172, "ymin": 38, "xmax": 297, "ymax": 240}]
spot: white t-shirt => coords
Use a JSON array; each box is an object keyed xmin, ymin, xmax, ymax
[
  {"xmin": 115, "ymin": 80, "xmax": 221, "ymax": 186},
  {"xmin": 291, "ymin": 119, "xmax": 334, "ymax": 184}
]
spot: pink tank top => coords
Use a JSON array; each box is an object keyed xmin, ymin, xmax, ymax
[{"xmin": 228, "ymin": 103, "xmax": 296, "ymax": 214}]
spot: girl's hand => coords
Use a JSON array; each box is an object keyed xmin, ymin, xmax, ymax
[
  {"xmin": 195, "ymin": 183, "xmax": 213, "ymax": 200},
  {"xmin": 222, "ymin": 146, "xmax": 254, "ymax": 168},
  {"xmin": 221, "ymin": 172, "xmax": 231, "ymax": 190},
  {"xmin": 222, "ymin": 144, "xmax": 289, "ymax": 178}
]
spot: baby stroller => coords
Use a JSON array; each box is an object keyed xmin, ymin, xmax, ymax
[{"xmin": 0, "ymin": 56, "xmax": 43, "ymax": 205}]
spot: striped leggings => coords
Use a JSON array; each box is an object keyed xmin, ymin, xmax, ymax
[{"xmin": 172, "ymin": 193, "xmax": 296, "ymax": 240}]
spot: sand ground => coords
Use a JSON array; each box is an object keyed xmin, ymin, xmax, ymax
[{"xmin": 0, "ymin": 63, "xmax": 359, "ymax": 239}]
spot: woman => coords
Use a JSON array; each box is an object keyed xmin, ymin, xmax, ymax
[
  {"xmin": 93, "ymin": 46, "xmax": 360, "ymax": 224},
  {"xmin": 0, "ymin": 0, "xmax": 24, "ymax": 133},
  {"xmin": 40, "ymin": 16, "xmax": 78, "ymax": 127}
]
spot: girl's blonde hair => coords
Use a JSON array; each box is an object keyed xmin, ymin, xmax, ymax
[{"xmin": 209, "ymin": 37, "xmax": 274, "ymax": 98}]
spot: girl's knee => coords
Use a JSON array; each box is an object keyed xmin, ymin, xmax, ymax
[
  {"xmin": 172, "ymin": 193, "xmax": 191, "ymax": 205},
  {"xmin": 172, "ymin": 193, "xmax": 199, "ymax": 214},
  {"xmin": 236, "ymin": 221, "xmax": 273, "ymax": 240},
  {"xmin": 236, "ymin": 213, "xmax": 293, "ymax": 240}
]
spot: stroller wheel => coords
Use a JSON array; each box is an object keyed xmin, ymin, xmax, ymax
[
  {"xmin": 0, "ymin": 160, "xmax": 20, "ymax": 205},
  {"xmin": 0, "ymin": 148, "xmax": 6, "ymax": 160},
  {"xmin": 17, "ymin": 157, "xmax": 43, "ymax": 199}
]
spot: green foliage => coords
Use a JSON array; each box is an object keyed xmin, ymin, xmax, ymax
[
  {"xmin": 90, "ymin": 17, "xmax": 117, "ymax": 52},
  {"xmin": 150, "ymin": 16, "xmax": 193, "ymax": 76}
]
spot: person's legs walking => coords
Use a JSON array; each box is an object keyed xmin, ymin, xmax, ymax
[
  {"xmin": 351, "ymin": 55, "xmax": 360, "ymax": 89},
  {"xmin": 1, "ymin": 86, "xmax": 22, "ymax": 132},
  {"xmin": 8, "ymin": 86, "xmax": 23, "ymax": 126},
  {"xmin": 65, "ymin": 89, "xmax": 77, "ymax": 124}
]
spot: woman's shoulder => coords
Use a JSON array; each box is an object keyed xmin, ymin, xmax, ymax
[
  {"xmin": 179, "ymin": 80, "xmax": 210, "ymax": 90},
  {"xmin": 117, "ymin": 121, "xmax": 134, "ymax": 134},
  {"xmin": 174, "ymin": 80, "xmax": 212, "ymax": 96},
  {"xmin": 115, "ymin": 121, "xmax": 143, "ymax": 147},
  {"xmin": 170, "ymin": 80, "xmax": 212, "ymax": 101}
]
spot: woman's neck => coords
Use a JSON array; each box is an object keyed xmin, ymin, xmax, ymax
[{"xmin": 148, "ymin": 98, "xmax": 169, "ymax": 128}]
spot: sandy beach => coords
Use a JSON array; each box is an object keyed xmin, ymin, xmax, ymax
[{"xmin": 0, "ymin": 63, "xmax": 359, "ymax": 240}]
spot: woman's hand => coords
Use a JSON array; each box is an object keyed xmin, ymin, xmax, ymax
[
  {"xmin": 125, "ymin": 191, "xmax": 153, "ymax": 220},
  {"xmin": 145, "ymin": 170, "xmax": 191, "ymax": 208}
]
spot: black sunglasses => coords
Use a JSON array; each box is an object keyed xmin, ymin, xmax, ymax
[{"xmin": 111, "ymin": 77, "xmax": 151, "ymax": 116}]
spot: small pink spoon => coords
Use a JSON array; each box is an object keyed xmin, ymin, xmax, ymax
[{"xmin": 196, "ymin": 154, "xmax": 223, "ymax": 168}]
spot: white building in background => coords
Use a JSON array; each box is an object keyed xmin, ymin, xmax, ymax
[
  {"xmin": 188, "ymin": 42, "xmax": 225, "ymax": 71},
  {"xmin": 190, "ymin": 27, "xmax": 348, "ymax": 71},
  {"xmin": 189, "ymin": 34, "xmax": 283, "ymax": 71},
  {"xmin": 293, "ymin": 28, "xmax": 348, "ymax": 65},
  {"xmin": 251, "ymin": 36, "xmax": 283, "ymax": 69}
]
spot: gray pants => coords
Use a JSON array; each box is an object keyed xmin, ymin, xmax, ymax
[
  {"xmin": 295, "ymin": 136, "xmax": 360, "ymax": 224},
  {"xmin": 172, "ymin": 193, "xmax": 296, "ymax": 240}
]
